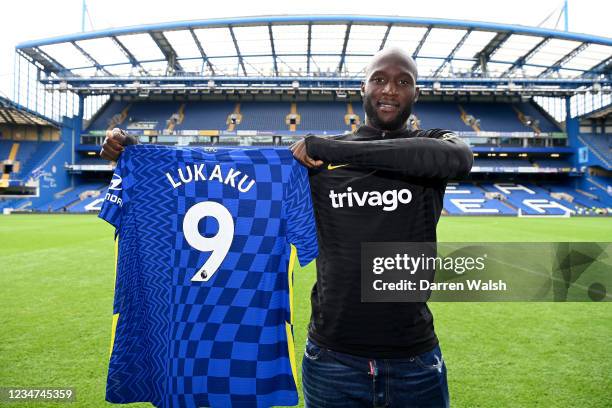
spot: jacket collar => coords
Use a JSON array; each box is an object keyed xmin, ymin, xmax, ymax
[{"xmin": 353, "ymin": 124, "xmax": 413, "ymax": 140}]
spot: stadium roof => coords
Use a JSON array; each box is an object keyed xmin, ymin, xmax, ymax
[
  {"xmin": 15, "ymin": 15, "xmax": 612, "ymax": 95},
  {"xmin": 581, "ymin": 103, "xmax": 612, "ymax": 120},
  {"xmin": 0, "ymin": 96, "xmax": 59, "ymax": 127}
]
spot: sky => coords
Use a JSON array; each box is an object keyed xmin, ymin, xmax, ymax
[{"xmin": 1, "ymin": 0, "xmax": 611, "ymax": 99}]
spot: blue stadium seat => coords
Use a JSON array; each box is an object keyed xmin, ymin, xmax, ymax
[
  {"xmin": 121, "ymin": 101, "xmax": 180, "ymax": 131},
  {"xmin": 0, "ymin": 141, "xmax": 61, "ymax": 182},
  {"xmin": 297, "ymin": 102, "xmax": 347, "ymax": 132},
  {"xmin": 547, "ymin": 184, "xmax": 608, "ymax": 209},
  {"xmin": 464, "ymin": 103, "xmax": 528, "ymax": 132},
  {"xmin": 517, "ymin": 103, "xmax": 560, "ymax": 133},
  {"xmin": 352, "ymin": 102, "xmax": 365, "ymax": 123},
  {"xmin": 176, "ymin": 101, "xmax": 235, "ymax": 130},
  {"xmin": 444, "ymin": 182, "xmax": 515, "ymax": 215},
  {"xmin": 15, "ymin": 142, "xmax": 60, "ymax": 179},
  {"xmin": 76, "ymin": 156, "xmax": 107, "ymax": 165},
  {"xmin": 474, "ymin": 158, "xmax": 533, "ymax": 168},
  {"xmin": 413, "ymin": 102, "xmax": 472, "ymax": 131},
  {"xmin": 480, "ymin": 182, "xmax": 573, "ymax": 215},
  {"xmin": 41, "ymin": 183, "xmax": 107, "ymax": 211},
  {"xmin": 578, "ymin": 134, "xmax": 611, "ymax": 168},
  {"xmin": 534, "ymin": 159, "xmax": 573, "ymax": 168},
  {"xmin": 87, "ymin": 101, "xmax": 129, "ymax": 131},
  {"xmin": 84, "ymin": 99, "xmax": 562, "ymax": 135},
  {"xmin": 0, "ymin": 140, "xmax": 13, "ymax": 159},
  {"xmin": 68, "ymin": 191, "xmax": 107, "ymax": 212},
  {"xmin": 238, "ymin": 102, "xmax": 289, "ymax": 131},
  {"xmin": 0, "ymin": 197, "xmax": 32, "ymax": 211}
]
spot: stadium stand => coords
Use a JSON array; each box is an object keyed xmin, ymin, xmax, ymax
[
  {"xmin": 474, "ymin": 158, "xmax": 533, "ymax": 168},
  {"xmin": 87, "ymin": 101, "xmax": 184, "ymax": 131},
  {"xmin": 587, "ymin": 175, "xmax": 610, "ymax": 192},
  {"xmin": 516, "ymin": 102, "xmax": 561, "ymax": 133},
  {"xmin": 297, "ymin": 102, "xmax": 347, "ymax": 133},
  {"xmin": 0, "ymin": 140, "xmax": 12, "ymax": 159},
  {"xmin": 0, "ymin": 197, "xmax": 32, "ymax": 211},
  {"xmin": 578, "ymin": 134, "xmax": 612, "ymax": 168},
  {"xmin": 352, "ymin": 103, "xmax": 365, "ymax": 124},
  {"xmin": 547, "ymin": 184, "xmax": 609, "ymax": 209},
  {"xmin": 1, "ymin": 140, "xmax": 61, "ymax": 181},
  {"xmin": 87, "ymin": 101, "xmax": 130, "ymax": 131},
  {"xmin": 4, "ymin": 96, "xmax": 608, "ymax": 216},
  {"xmin": 479, "ymin": 183, "xmax": 575, "ymax": 215},
  {"xmin": 81, "ymin": 99, "xmax": 563, "ymax": 137},
  {"xmin": 176, "ymin": 101, "xmax": 235, "ymax": 131},
  {"xmin": 14, "ymin": 95, "xmax": 603, "ymax": 216},
  {"xmin": 465, "ymin": 103, "xmax": 529, "ymax": 132},
  {"xmin": 533, "ymin": 159, "xmax": 574, "ymax": 168},
  {"xmin": 413, "ymin": 102, "xmax": 472, "ymax": 131},
  {"xmin": 67, "ymin": 189, "xmax": 107, "ymax": 212},
  {"xmin": 443, "ymin": 183, "xmax": 516, "ymax": 215},
  {"xmin": 13, "ymin": 142, "xmax": 37, "ymax": 171},
  {"xmin": 15, "ymin": 142, "xmax": 60, "ymax": 179},
  {"xmin": 583, "ymin": 176, "xmax": 612, "ymax": 205},
  {"xmin": 75, "ymin": 156, "xmax": 107, "ymax": 165},
  {"xmin": 123, "ymin": 101, "xmax": 181, "ymax": 131},
  {"xmin": 41, "ymin": 182, "xmax": 107, "ymax": 212},
  {"xmin": 238, "ymin": 102, "xmax": 289, "ymax": 131}
]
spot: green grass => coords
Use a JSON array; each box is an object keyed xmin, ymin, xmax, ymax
[{"xmin": 0, "ymin": 215, "xmax": 610, "ymax": 407}]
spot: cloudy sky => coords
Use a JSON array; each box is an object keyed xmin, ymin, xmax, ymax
[{"xmin": 1, "ymin": 0, "xmax": 610, "ymax": 99}]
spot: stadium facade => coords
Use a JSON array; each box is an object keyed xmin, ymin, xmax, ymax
[{"xmin": 1, "ymin": 15, "xmax": 611, "ymax": 215}]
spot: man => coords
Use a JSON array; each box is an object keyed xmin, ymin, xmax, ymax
[
  {"xmin": 101, "ymin": 47, "xmax": 472, "ymax": 407},
  {"xmin": 289, "ymin": 48, "xmax": 472, "ymax": 408}
]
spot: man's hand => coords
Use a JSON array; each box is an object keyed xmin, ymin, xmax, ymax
[
  {"xmin": 100, "ymin": 128, "xmax": 136, "ymax": 162},
  {"xmin": 290, "ymin": 138, "xmax": 323, "ymax": 168}
]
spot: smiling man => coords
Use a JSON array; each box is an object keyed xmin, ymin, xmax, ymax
[{"xmin": 291, "ymin": 47, "xmax": 473, "ymax": 407}]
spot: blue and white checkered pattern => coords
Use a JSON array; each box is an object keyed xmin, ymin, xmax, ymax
[{"xmin": 100, "ymin": 145, "xmax": 318, "ymax": 408}]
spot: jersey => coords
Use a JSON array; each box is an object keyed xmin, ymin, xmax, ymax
[
  {"xmin": 99, "ymin": 144, "xmax": 318, "ymax": 408},
  {"xmin": 304, "ymin": 125, "xmax": 473, "ymax": 358}
]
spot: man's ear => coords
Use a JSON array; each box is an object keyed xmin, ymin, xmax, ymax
[
  {"xmin": 413, "ymin": 86, "xmax": 420, "ymax": 104},
  {"xmin": 360, "ymin": 81, "xmax": 365, "ymax": 96}
]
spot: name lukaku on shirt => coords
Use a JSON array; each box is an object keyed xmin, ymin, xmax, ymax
[
  {"xmin": 105, "ymin": 163, "xmax": 256, "ymax": 207},
  {"xmin": 165, "ymin": 163, "xmax": 255, "ymax": 192}
]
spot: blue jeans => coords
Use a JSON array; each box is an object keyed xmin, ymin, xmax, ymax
[{"xmin": 302, "ymin": 339, "xmax": 449, "ymax": 408}]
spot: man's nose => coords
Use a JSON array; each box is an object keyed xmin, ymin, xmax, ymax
[{"xmin": 382, "ymin": 80, "xmax": 398, "ymax": 95}]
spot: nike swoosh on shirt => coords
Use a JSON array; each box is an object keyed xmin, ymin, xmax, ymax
[{"xmin": 327, "ymin": 164, "xmax": 349, "ymax": 170}]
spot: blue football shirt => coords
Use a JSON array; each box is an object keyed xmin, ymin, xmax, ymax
[{"xmin": 99, "ymin": 144, "xmax": 318, "ymax": 408}]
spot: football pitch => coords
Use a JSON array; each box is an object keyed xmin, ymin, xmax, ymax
[{"xmin": 0, "ymin": 215, "xmax": 610, "ymax": 407}]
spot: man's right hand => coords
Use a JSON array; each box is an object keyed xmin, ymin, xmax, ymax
[
  {"xmin": 290, "ymin": 138, "xmax": 323, "ymax": 169},
  {"xmin": 100, "ymin": 128, "xmax": 137, "ymax": 162}
]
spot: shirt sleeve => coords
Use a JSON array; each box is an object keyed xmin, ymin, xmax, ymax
[
  {"xmin": 283, "ymin": 161, "xmax": 318, "ymax": 267},
  {"xmin": 305, "ymin": 130, "xmax": 473, "ymax": 180},
  {"xmin": 98, "ymin": 153, "xmax": 132, "ymax": 230}
]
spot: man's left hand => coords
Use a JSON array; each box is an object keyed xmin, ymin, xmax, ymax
[{"xmin": 290, "ymin": 139, "xmax": 323, "ymax": 168}]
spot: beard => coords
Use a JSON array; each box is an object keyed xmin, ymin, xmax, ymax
[{"xmin": 363, "ymin": 95, "xmax": 413, "ymax": 131}]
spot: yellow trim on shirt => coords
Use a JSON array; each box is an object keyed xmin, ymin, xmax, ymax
[
  {"xmin": 109, "ymin": 313, "xmax": 119, "ymax": 357},
  {"xmin": 109, "ymin": 235, "xmax": 119, "ymax": 357},
  {"xmin": 285, "ymin": 321, "xmax": 298, "ymax": 389},
  {"xmin": 287, "ymin": 245, "xmax": 297, "ymax": 324},
  {"xmin": 286, "ymin": 245, "xmax": 298, "ymax": 387}
]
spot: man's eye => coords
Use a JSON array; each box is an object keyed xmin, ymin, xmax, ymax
[
  {"xmin": 373, "ymin": 77, "xmax": 385, "ymax": 83},
  {"xmin": 399, "ymin": 80, "xmax": 411, "ymax": 86}
]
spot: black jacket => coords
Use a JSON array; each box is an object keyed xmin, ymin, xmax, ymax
[{"xmin": 304, "ymin": 125, "xmax": 473, "ymax": 358}]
